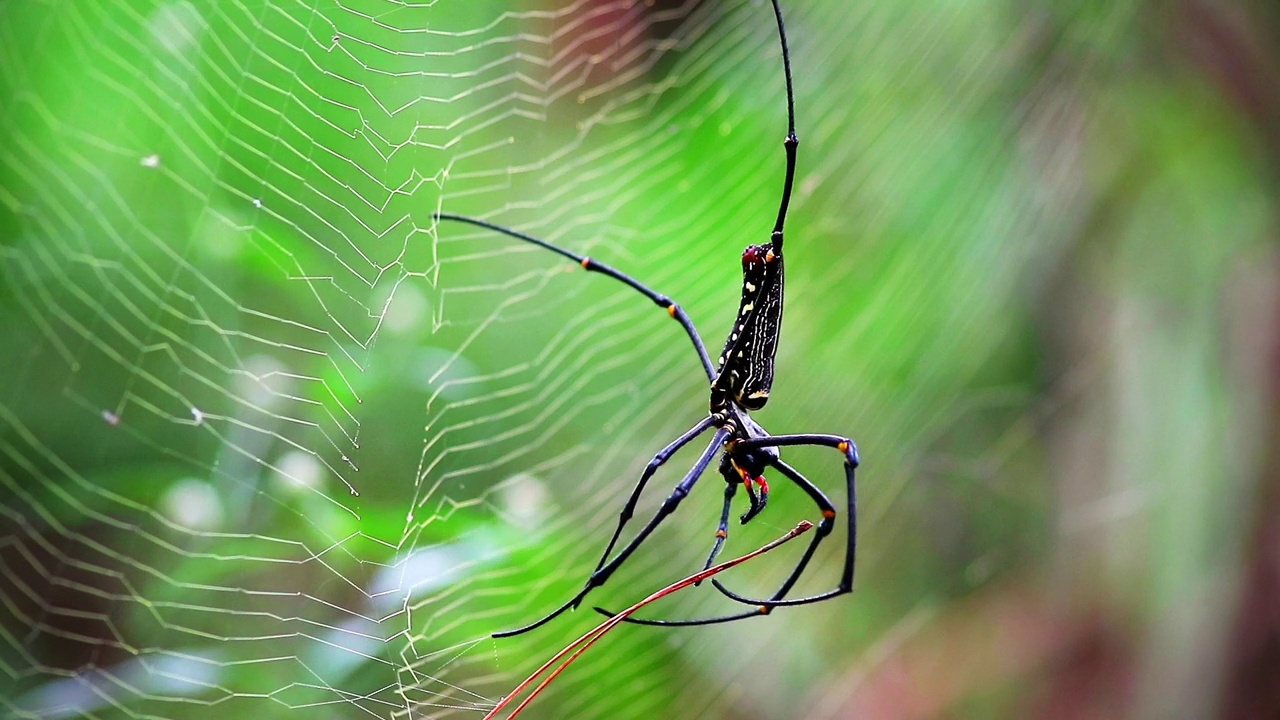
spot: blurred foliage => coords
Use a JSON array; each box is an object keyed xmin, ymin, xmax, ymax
[{"xmin": 1, "ymin": 0, "xmax": 1278, "ymax": 719}]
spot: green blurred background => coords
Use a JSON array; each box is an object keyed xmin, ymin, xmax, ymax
[{"xmin": 1, "ymin": 0, "xmax": 1277, "ymax": 718}]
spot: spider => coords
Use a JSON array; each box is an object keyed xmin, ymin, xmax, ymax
[{"xmin": 433, "ymin": 0, "xmax": 858, "ymax": 637}]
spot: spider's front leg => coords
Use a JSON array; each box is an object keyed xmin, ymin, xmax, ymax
[{"xmin": 711, "ymin": 433, "xmax": 860, "ymax": 609}]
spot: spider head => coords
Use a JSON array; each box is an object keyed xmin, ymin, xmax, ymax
[
  {"xmin": 731, "ymin": 445, "xmax": 777, "ymax": 480},
  {"xmin": 725, "ymin": 434, "xmax": 778, "ymax": 526},
  {"xmin": 725, "ymin": 409, "xmax": 781, "ymax": 473}
]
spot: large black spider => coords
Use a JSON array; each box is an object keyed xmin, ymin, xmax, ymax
[{"xmin": 434, "ymin": 0, "xmax": 859, "ymax": 637}]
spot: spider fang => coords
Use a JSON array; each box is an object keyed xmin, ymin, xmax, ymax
[{"xmin": 743, "ymin": 473, "xmax": 770, "ymax": 497}]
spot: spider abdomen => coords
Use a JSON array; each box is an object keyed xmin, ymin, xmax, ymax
[{"xmin": 711, "ymin": 243, "xmax": 785, "ymax": 413}]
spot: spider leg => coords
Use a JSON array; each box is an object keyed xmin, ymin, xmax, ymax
[
  {"xmin": 433, "ymin": 213, "xmax": 716, "ymax": 381},
  {"xmin": 591, "ymin": 416, "xmax": 717, "ymax": 576},
  {"xmin": 711, "ymin": 434, "xmax": 859, "ymax": 608},
  {"xmin": 697, "ymin": 450, "xmax": 770, "ymax": 573},
  {"xmin": 593, "ymin": 605, "xmax": 767, "ymax": 627},
  {"xmin": 709, "ymin": 457, "xmax": 837, "ymax": 608},
  {"xmin": 698, "ymin": 454, "xmax": 742, "ymax": 577},
  {"xmin": 593, "ymin": 434, "xmax": 858, "ymax": 626},
  {"xmin": 768, "ymin": 0, "xmax": 798, "ymax": 256},
  {"xmin": 492, "ymin": 428, "xmax": 730, "ymax": 638},
  {"xmin": 590, "ymin": 464, "xmax": 765, "ymax": 627},
  {"xmin": 593, "ymin": 458, "xmax": 829, "ymax": 626}
]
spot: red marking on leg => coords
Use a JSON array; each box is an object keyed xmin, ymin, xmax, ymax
[
  {"xmin": 755, "ymin": 476, "xmax": 769, "ymax": 495},
  {"xmin": 580, "ymin": 257, "xmax": 591, "ymax": 269},
  {"xmin": 822, "ymin": 509, "xmax": 836, "ymax": 519},
  {"xmin": 715, "ymin": 530, "xmax": 727, "ymax": 538}
]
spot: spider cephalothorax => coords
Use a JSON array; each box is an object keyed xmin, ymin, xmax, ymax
[{"xmin": 433, "ymin": 0, "xmax": 860, "ymax": 637}]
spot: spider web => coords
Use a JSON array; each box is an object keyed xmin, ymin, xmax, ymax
[{"xmin": 5, "ymin": 0, "xmax": 1259, "ymax": 719}]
